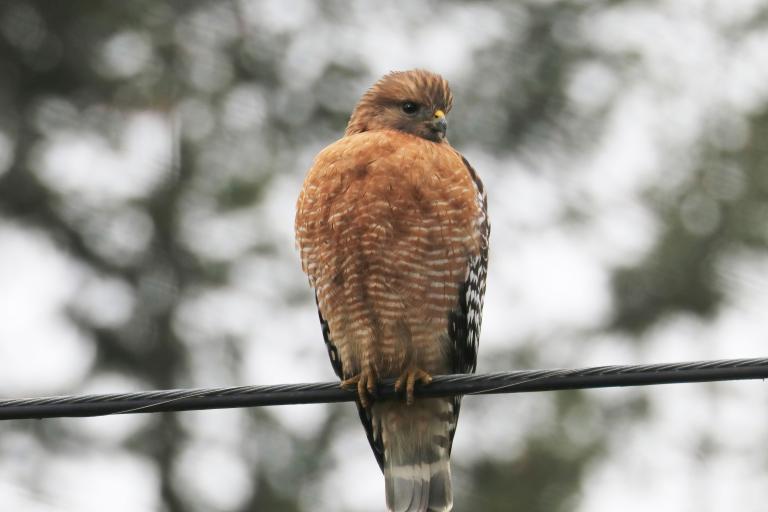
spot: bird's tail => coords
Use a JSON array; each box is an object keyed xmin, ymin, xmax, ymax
[{"xmin": 376, "ymin": 398, "xmax": 455, "ymax": 512}]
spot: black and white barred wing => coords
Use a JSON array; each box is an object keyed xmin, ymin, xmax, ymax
[{"xmin": 445, "ymin": 156, "xmax": 489, "ymax": 452}]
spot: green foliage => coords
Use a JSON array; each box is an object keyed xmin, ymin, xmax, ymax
[{"xmin": 613, "ymin": 106, "xmax": 768, "ymax": 332}]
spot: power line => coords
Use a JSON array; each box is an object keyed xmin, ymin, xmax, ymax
[{"xmin": 1, "ymin": 357, "xmax": 766, "ymax": 421}]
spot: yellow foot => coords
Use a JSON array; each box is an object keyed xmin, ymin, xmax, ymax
[
  {"xmin": 394, "ymin": 367, "xmax": 433, "ymax": 405},
  {"xmin": 341, "ymin": 367, "xmax": 377, "ymax": 407}
]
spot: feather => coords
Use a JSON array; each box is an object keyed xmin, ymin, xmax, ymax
[{"xmin": 296, "ymin": 69, "xmax": 489, "ymax": 512}]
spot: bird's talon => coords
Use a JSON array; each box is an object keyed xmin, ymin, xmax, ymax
[
  {"xmin": 395, "ymin": 367, "xmax": 433, "ymax": 405},
  {"xmin": 341, "ymin": 367, "xmax": 377, "ymax": 407}
]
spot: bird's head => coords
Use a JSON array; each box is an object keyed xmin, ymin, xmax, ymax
[{"xmin": 345, "ymin": 69, "xmax": 453, "ymax": 143}]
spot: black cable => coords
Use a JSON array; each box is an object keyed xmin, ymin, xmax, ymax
[{"xmin": 1, "ymin": 356, "xmax": 766, "ymax": 420}]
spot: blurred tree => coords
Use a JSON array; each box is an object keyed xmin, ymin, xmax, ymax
[
  {"xmin": 1, "ymin": 0, "xmax": 767, "ymax": 511},
  {"xmin": 612, "ymin": 107, "xmax": 768, "ymax": 331}
]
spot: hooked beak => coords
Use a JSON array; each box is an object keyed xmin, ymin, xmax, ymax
[{"xmin": 429, "ymin": 109, "xmax": 448, "ymax": 138}]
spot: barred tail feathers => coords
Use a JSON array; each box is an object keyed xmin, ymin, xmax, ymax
[{"xmin": 375, "ymin": 398, "xmax": 455, "ymax": 512}]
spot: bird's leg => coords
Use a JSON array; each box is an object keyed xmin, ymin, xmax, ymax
[
  {"xmin": 341, "ymin": 365, "xmax": 378, "ymax": 407},
  {"xmin": 394, "ymin": 367, "xmax": 433, "ymax": 405}
]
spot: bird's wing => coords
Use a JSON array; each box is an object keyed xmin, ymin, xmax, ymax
[
  {"xmin": 315, "ymin": 293, "xmax": 386, "ymax": 470},
  {"xmin": 446, "ymin": 155, "xmax": 489, "ymax": 453}
]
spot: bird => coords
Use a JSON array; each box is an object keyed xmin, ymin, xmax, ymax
[{"xmin": 295, "ymin": 69, "xmax": 489, "ymax": 512}]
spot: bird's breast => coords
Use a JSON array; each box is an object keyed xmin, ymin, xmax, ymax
[{"xmin": 296, "ymin": 131, "xmax": 482, "ymax": 377}]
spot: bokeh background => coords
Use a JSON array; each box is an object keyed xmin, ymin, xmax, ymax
[{"xmin": 1, "ymin": 1, "xmax": 768, "ymax": 511}]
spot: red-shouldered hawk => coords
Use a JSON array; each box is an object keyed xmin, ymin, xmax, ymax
[{"xmin": 295, "ymin": 69, "xmax": 489, "ymax": 512}]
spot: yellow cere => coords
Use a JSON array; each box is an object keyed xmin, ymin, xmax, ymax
[{"xmin": 434, "ymin": 110, "xmax": 445, "ymax": 119}]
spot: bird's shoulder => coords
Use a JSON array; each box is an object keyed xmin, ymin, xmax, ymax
[
  {"xmin": 297, "ymin": 130, "xmax": 483, "ymax": 236},
  {"xmin": 309, "ymin": 130, "xmax": 463, "ymax": 175}
]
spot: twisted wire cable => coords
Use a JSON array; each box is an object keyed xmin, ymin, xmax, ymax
[{"xmin": 1, "ymin": 356, "xmax": 766, "ymax": 420}]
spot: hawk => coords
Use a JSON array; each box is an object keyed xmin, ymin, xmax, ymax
[{"xmin": 295, "ymin": 69, "xmax": 489, "ymax": 512}]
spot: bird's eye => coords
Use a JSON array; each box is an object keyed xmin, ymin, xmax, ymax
[{"xmin": 401, "ymin": 102, "xmax": 419, "ymax": 115}]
